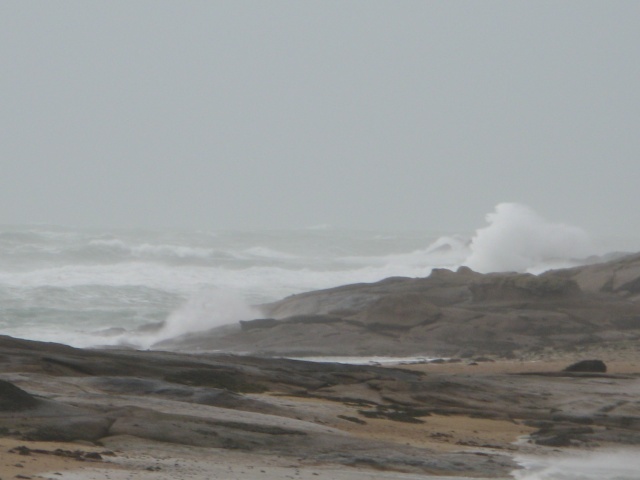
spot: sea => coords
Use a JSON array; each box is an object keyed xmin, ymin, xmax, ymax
[
  {"xmin": 1, "ymin": 203, "xmax": 638, "ymax": 351},
  {"xmin": 513, "ymin": 450, "xmax": 640, "ymax": 480},
  {"xmin": 0, "ymin": 224, "xmax": 474, "ymax": 349},
  {"xmin": 2, "ymin": 204, "xmax": 640, "ymax": 479}
]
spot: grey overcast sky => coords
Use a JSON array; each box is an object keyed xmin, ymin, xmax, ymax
[{"xmin": 1, "ymin": 1, "xmax": 639, "ymax": 234}]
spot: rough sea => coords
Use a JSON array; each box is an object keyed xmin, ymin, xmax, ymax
[
  {"xmin": 0, "ymin": 224, "xmax": 465, "ymax": 348},
  {"xmin": 1, "ymin": 204, "xmax": 640, "ymax": 479},
  {"xmin": 1, "ymin": 203, "xmax": 638, "ymax": 351}
]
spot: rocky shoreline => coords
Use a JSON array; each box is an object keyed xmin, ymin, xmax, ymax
[
  {"xmin": 0, "ymin": 336, "xmax": 639, "ymax": 478},
  {"xmin": 157, "ymin": 252, "xmax": 640, "ymax": 358},
  {"xmin": 2, "ymin": 253, "xmax": 640, "ymax": 478}
]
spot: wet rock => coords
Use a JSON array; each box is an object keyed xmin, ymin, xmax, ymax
[
  {"xmin": 157, "ymin": 253, "xmax": 640, "ymax": 357},
  {"xmin": 24, "ymin": 416, "xmax": 111, "ymax": 442},
  {"xmin": 469, "ymin": 274, "xmax": 581, "ymax": 302},
  {"xmin": 0, "ymin": 335, "xmax": 640, "ymax": 477},
  {"xmin": 564, "ymin": 359, "xmax": 607, "ymax": 373},
  {"xmin": 350, "ymin": 293, "xmax": 442, "ymax": 328},
  {"xmin": 532, "ymin": 426, "xmax": 595, "ymax": 446},
  {"xmin": 0, "ymin": 380, "xmax": 40, "ymax": 411}
]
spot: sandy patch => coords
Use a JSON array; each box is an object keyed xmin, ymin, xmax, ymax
[
  {"xmin": 265, "ymin": 393, "xmax": 535, "ymax": 454},
  {"xmin": 0, "ymin": 437, "xmax": 119, "ymax": 479},
  {"xmin": 340, "ymin": 413, "xmax": 535, "ymax": 452},
  {"xmin": 42, "ymin": 436, "xmax": 507, "ymax": 480},
  {"xmin": 398, "ymin": 354, "xmax": 640, "ymax": 376}
]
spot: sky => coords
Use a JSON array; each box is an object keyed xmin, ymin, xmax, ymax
[{"xmin": 1, "ymin": 1, "xmax": 639, "ymax": 236}]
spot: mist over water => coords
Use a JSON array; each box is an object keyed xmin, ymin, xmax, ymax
[
  {"xmin": 513, "ymin": 450, "xmax": 640, "ymax": 480},
  {"xmin": 154, "ymin": 288, "xmax": 259, "ymax": 346},
  {"xmin": 0, "ymin": 203, "xmax": 636, "ymax": 348}
]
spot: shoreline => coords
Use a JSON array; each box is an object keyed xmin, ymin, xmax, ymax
[{"xmin": 1, "ymin": 337, "xmax": 639, "ymax": 479}]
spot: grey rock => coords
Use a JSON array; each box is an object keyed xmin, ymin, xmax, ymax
[
  {"xmin": 157, "ymin": 252, "xmax": 640, "ymax": 357},
  {"xmin": 0, "ymin": 336, "xmax": 639, "ymax": 477},
  {"xmin": 24, "ymin": 416, "xmax": 112, "ymax": 442},
  {"xmin": 564, "ymin": 359, "xmax": 607, "ymax": 373},
  {"xmin": 0, "ymin": 380, "xmax": 40, "ymax": 411}
]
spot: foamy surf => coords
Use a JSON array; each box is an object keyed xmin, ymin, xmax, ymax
[
  {"xmin": 284, "ymin": 356, "xmax": 446, "ymax": 365},
  {"xmin": 0, "ymin": 203, "xmax": 637, "ymax": 349},
  {"xmin": 513, "ymin": 450, "xmax": 640, "ymax": 479}
]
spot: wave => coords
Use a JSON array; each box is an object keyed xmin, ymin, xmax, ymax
[
  {"xmin": 1, "ymin": 202, "xmax": 637, "ymax": 349},
  {"xmin": 339, "ymin": 204, "xmax": 598, "ymax": 275},
  {"xmin": 242, "ymin": 246, "xmax": 300, "ymax": 260},
  {"xmin": 150, "ymin": 287, "xmax": 259, "ymax": 345},
  {"xmin": 86, "ymin": 239, "xmax": 220, "ymax": 261},
  {"xmin": 136, "ymin": 203, "xmax": 608, "ymax": 346},
  {"xmin": 340, "ymin": 234, "xmax": 470, "ymax": 271},
  {"xmin": 514, "ymin": 450, "xmax": 640, "ymax": 479},
  {"xmin": 464, "ymin": 203, "xmax": 595, "ymax": 273}
]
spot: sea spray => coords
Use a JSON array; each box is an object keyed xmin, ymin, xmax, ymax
[
  {"xmin": 0, "ymin": 204, "xmax": 634, "ymax": 348},
  {"xmin": 464, "ymin": 203, "xmax": 593, "ymax": 273},
  {"xmin": 150, "ymin": 287, "xmax": 259, "ymax": 345},
  {"xmin": 513, "ymin": 450, "xmax": 640, "ymax": 480}
]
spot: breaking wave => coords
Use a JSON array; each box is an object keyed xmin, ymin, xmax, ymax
[
  {"xmin": 513, "ymin": 450, "xmax": 640, "ymax": 479},
  {"xmin": 150, "ymin": 287, "xmax": 259, "ymax": 346},
  {"xmin": 464, "ymin": 203, "xmax": 594, "ymax": 273},
  {"xmin": 0, "ymin": 203, "xmax": 635, "ymax": 348}
]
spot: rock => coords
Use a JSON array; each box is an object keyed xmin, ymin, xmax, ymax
[
  {"xmin": 548, "ymin": 252, "xmax": 640, "ymax": 297},
  {"xmin": 0, "ymin": 380, "xmax": 40, "ymax": 411},
  {"xmin": 86, "ymin": 376, "xmax": 276, "ymax": 412},
  {"xmin": 0, "ymin": 336, "xmax": 639, "ymax": 477},
  {"xmin": 534, "ymin": 432, "xmax": 572, "ymax": 446},
  {"xmin": 532, "ymin": 426, "xmax": 595, "ymax": 446},
  {"xmin": 469, "ymin": 274, "xmax": 581, "ymax": 302},
  {"xmin": 563, "ymin": 360, "xmax": 607, "ymax": 373},
  {"xmin": 24, "ymin": 416, "xmax": 112, "ymax": 442},
  {"xmin": 157, "ymin": 252, "xmax": 640, "ymax": 357},
  {"xmin": 351, "ymin": 293, "xmax": 441, "ymax": 328}
]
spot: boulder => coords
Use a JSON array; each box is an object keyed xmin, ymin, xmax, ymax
[
  {"xmin": 563, "ymin": 359, "xmax": 607, "ymax": 373},
  {"xmin": 0, "ymin": 379, "xmax": 40, "ymax": 411}
]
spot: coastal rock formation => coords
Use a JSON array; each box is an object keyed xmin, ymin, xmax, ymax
[
  {"xmin": 0, "ymin": 379, "xmax": 40, "ymax": 411},
  {"xmin": 0, "ymin": 336, "xmax": 518, "ymax": 476},
  {"xmin": 157, "ymin": 253, "xmax": 640, "ymax": 357},
  {"xmin": 0, "ymin": 336, "xmax": 639, "ymax": 477}
]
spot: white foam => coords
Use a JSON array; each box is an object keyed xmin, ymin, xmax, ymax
[
  {"xmin": 2, "ymin": 205, "xmax": 638, "ymax": 349},
  {"xmin": 87, "ymin": 239, "xmax": 216, "ymax": 260},
  {"xmin": 0, "ymin": 260, "xmax": 442, "ymax": 303},
  {"xmin": 131, "ymin": 243, "xmax": 215, "ymax": 259},
  {"xmin": 285, "ymin": 356, "xmax": 442, "ymax": 365},
  {"xmin": 242, "ymin": 246, "xmax": 299, "ymax": 260},
  {"xmin": 88, "ymin": 238, "xmax": 129, "ymax": 249},
  {"xmin": 340, "ymin": 235, "xmax": 470, "ymax": 272},
  {"xmin": 464, "ymin": 203, "xmax": 594, "ymax": 273},
  {"xmin": 147, "ymin": 287, "xmax": 258, "ymax": 346},
  {"xmin": 513, "ymin": 450, "xmax": 640, "ymax": 479}
]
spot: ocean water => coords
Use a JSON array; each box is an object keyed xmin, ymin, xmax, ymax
[
  {"xmin": 2, "ymin": 204, "xmax": 640, "ymax": 479},
  {"xmin": 0, "ymin": 225, "xmax": 450, "ymax": 348},
  {"xmin": 0, "ymin": 203, "xmax": 637, "ymax": 349},
  {"xmin": 513, "ymin": 450, "xmax": 640, "ymax": 479}
]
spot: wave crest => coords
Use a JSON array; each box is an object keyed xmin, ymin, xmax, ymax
[{"xmin": 464, "ymin": 203, "xmax": 593, "ymax": 273}]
